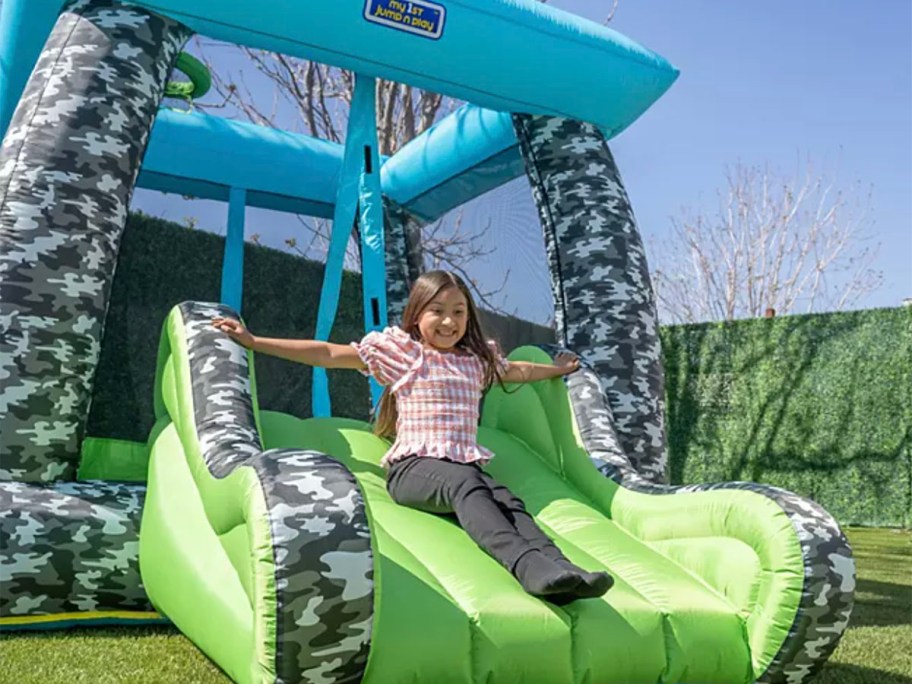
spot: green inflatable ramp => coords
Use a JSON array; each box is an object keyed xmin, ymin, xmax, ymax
[{"xmin": 140, "ymin": 302, "xmax": 854, "ymax": 683}]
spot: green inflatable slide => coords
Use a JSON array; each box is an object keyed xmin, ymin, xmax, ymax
[{"xmin": 139, "ymin": 302, "xmax": 855, "ymax": 684}]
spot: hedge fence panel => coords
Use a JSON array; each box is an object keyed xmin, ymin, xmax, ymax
[{"xmin": 661, "ymin": 308, "xmax": 911, "ymax": 527}]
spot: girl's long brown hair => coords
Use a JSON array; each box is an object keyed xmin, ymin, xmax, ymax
[{"xmin": 373, "ymin": 270, "xmax": 505, "ymax": 438}]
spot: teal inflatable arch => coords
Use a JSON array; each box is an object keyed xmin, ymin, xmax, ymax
[{"xmin": 0, "ymin": 1, "xmax": 855, "ymax": 683}]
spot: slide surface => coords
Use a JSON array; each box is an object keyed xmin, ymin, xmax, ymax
[
  {"xmin": 259, "ymin": 414, "xmax": 775, "ymax": 684},
  {"xmin": 141, "ymin": 302, "xmax": 850, "ymax": 684}
]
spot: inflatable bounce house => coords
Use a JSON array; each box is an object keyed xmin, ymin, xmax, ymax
[{"xmin": 0, "ymin": 1, "xmax": 855, "ymax": 682}]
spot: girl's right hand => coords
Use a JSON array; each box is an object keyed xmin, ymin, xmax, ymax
[{"xmin": 212, "ymin": 317, "xmax": 255, "ymax": 349}]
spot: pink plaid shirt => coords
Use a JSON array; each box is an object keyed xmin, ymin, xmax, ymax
[{"xmin": 353, "ymin": 326, "xmax": 509, "ymax": 468}]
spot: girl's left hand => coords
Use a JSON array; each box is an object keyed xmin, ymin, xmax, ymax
[{"xmin": 554, "ymin": 351, "xmax": 580, "ymax": 375}]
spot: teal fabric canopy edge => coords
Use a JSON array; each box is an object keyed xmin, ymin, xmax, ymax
[{"xmin": 130, "ymin": 0, "xmax": 678, "ymax": 135}]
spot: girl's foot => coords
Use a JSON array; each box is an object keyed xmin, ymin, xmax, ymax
[
  {"xmin": 513, "ymin": 550, "xmax": 583, "ymax": 597},
  {"xmin": 557, "ymin": 560, "xmax": 614, "ymax": 599},
  {"xmin": 543, "ymin": 559, "xmax": 614, "ymax": 605}
]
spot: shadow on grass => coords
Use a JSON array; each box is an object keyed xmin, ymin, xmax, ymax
[{"xmin": 850, "ymin": 577, "xmax": 912, "ymax": 628}]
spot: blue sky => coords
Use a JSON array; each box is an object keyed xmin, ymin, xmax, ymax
[
  {"xmin": 578, "ymin": 0, "xmax": 911, "ymax": 311},
  {"xmin": 133, "ymin": 0, "xmax": 911, "ymax": 323}
]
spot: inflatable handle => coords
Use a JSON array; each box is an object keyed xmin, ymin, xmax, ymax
[{"xmin": 165, "ymin": 52, "xmax": 211, "ymax": 100}]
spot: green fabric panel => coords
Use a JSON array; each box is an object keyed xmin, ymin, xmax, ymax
[
  {"xmin": 76, "ymin": 437, "xmax": 149, "ymax": 482},
  {"xmin": 157, "ymin": 309, "xmax": 278, "ymax": 680},
  {"xmin": 611, "ymin": 487, "xmax": 802, "ymax": 678},
  {"xmin": 647, "ymin": 537, "xmax": 762, "ymax": 614},
  {"xmin": 141, "ymin": 422, "xmax": 255, "ymax": 683},
  {"xmin": 219, "ymin": 523, "xmax": 254, "ymax": 606},
  {"xmin": 245, "ymin": 473, "xmax": 278, "ymax": 683},
  {"xmin": 482, "ymin": 348, "xmax": 803, "ymax": 680},
  {"xmin": 481, "ymin": 427, "xmax": 751, "ymax": 684}
]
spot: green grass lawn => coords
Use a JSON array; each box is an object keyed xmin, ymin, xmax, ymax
[
  {"xmin": 812, "ymin": 528, "xmax": 912, "ymax": 684},
  {"xmin": 2, "ymin": 527, "xmax": 909, "ymax": 683}
]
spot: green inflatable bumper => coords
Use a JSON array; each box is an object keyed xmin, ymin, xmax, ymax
[{"xmin": 140, "ymin": 302, "xmax": 854, "ymax": 683}]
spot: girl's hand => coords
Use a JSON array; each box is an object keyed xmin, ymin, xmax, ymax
[
  {"xmin": 212, "ymin": 317, "xmax": 255, "ymax": 349},
  {"xmin": 554, "ymin": 351, "xmax": 580, "ymax": 375}
]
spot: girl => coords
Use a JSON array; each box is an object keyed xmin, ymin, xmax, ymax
[{"xmin": 212, "ymin": 270, "xmax": 612, "ymax": 603}]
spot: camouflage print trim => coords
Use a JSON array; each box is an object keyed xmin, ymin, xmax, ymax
[
  {"xmin": 0, "ymin": 0, "xmax": 191, "ymax": 483},
  {"xmin": 512, "ymin": 114, "xmax": 668, "ymax": 484},
  {"xmin": 177, "ymin": 301, "xmax": 373, "ymax": 684},
  {"xmin": 383, "ymin": 197, "xmax": 424, "ymax": 323},
  {"xmin": 540, "ymin": 344, "xmax": 855, "ymax": 684},
  {"xmin": 0, "ymin": 480, "xmax": 152, "ymax": 618}
]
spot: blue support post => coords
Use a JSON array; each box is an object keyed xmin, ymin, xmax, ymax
[
  {"xmin": 220, "ymin": 186, "xmax": 246, "ymax": 312},
  {"xmin": 312, "ymin": 73, "xmax": 385, "ymax": 417},
  {"xmin": 358, "ymin": 130, "xmax": 387, "ymax": 408}
]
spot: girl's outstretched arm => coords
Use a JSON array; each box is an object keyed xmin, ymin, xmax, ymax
[
  {"xmin": 501, "ymin": 351, "xmax": 579, "ymax": 384},
  {"xmin": 211, "ymin": 317, "xmax": 366, "ymax": 370}
]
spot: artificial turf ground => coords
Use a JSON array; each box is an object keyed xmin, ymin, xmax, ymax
[{"xmin": 2, "ymin": 526, "xmax": 909, "ymax": 683}]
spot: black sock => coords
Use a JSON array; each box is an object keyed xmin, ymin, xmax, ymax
[
  {"xmin": 512, "ymin": 550, "xmax": 582, "ymax": 597},
  {"xmin": 543, "ymin": 550, "xmax": 615, "ymax": 600}
]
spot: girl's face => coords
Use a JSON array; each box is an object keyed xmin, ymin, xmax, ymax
[{"xmin": 416, "ymin": 286, "xmax": 468, "ymax": 350}]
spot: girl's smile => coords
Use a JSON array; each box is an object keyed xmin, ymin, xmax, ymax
[{"xmin": 417, "ymin": 286, "xmax": 468, "ymax": 350}]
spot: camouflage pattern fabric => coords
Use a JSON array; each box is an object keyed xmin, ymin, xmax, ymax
[
  {"xmin": 382, "ymin": 197, "xmax": 424, "ymax": 323},
  {"xmin": 177, "ymin": 301, "xmax": 373, "ymax": 684},
  {"xmin": 539, "ymin": 344, "xmax": 855, "ymax": 684},
  {"xmin": 0, "ymin": 0, "xmax": 191, "ymax": 482},
  {"xmin": 512, "ymin": 114, "xmax": 668, "ymax": 484},
  {"xmin": 0, "ymin": 480, "xmax": 153, "ymax": 618}
]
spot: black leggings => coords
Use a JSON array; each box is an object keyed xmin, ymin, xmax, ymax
[{"xmin": 385, "ymin": 455, "xmax": 563, "ymax": 572}]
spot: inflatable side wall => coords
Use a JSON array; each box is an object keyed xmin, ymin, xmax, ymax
[
  {"xmin": 141, "ymin": 301, "xmax": 373, "ymax": 683},
  {"xmin": 0, "ymin": 0, "xmax": 190, "ymax": 482}
]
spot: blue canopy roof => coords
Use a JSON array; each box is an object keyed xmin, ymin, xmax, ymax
[{"xmin": 131, "ymin": 0, "xmax": 678, "ymax": 135}]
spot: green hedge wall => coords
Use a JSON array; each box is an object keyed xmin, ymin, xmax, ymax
[
  {"xmin": 661, "ymin": 308, "xmax": 911, "ymax": 527},
  {"xmin": 88, "ymin": 211, "xmax": 372, "ymax": 441},
  {"xmin": 89, "ymin": 213, "xmax": 910, "ymax": 526}
]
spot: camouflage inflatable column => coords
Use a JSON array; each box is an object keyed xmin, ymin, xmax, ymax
[
  {"xmin": 382, "ymin": 197, "xmax": 424, "ymax": 323},
  {"xmin": 0, "ymin": 0, "xmax": 191, "ymax": 482},
  {"xmin": 512, "ymin": 114, "xmax": 669, "ymax": 484},
  {"xmin": 0, "ymin": 480, "xmax": 155, "ymax": 622}
]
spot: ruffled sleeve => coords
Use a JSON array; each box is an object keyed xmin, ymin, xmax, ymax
[
  {"xmin": 352, "ymin": 326, "xmax": 423, "ymax": 391},
  {"xmin": 487, "ymin": 340, "xmax": 510, "ymax": 376}
]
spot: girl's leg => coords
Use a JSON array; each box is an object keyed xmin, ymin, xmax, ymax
[
  {"xmin": 476, "ymin": 469, "xmax": 614, "ymax": 599},
  {"xmin": 386, "ymin": 456, "xmax": 581, "ymax": 597},
  {"xmin": 473, "ymin": 469, "xmax": 563, "ymax": 556}
]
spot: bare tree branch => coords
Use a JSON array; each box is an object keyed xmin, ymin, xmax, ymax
[{"xmin": 650, "ymin": 158, "xmax": 883, "ymax": 324}]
